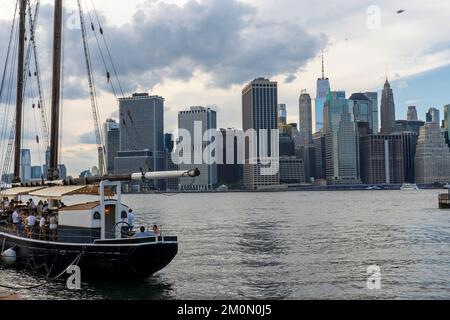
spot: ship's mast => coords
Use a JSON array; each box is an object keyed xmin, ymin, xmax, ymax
[
  {"xmin": 48, "ymin": 0, "xmax": 63, "ymax": 181},
  {"xmin": 13, "ymin": 0, "xmax": 27, "ymax": 183}
]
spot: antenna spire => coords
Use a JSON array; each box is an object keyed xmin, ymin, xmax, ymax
[{"xmin": 321, "ymin": 50, "xmax": 325, "ymax": 80}]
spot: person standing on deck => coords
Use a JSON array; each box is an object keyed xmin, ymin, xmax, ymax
[
  {"xmin": 127, "ymin": 209, "xmax": 135, "ymax": 230},
  {"xmin": 12, "ymin": 208, "xmax": 20, "ymax": 235},
  {"xmin": 28, "ymin": 199, "xmax": 36, "ymax": 211},
  {"xmin": 49, "ymin": 213, "xmax": 58, "ymax": 241}
]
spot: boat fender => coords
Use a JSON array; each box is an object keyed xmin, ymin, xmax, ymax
[{"xmin": 1, "ymin": 248, "xmax": 17, "ymax": 267}]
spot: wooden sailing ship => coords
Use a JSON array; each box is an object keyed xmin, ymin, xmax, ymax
[{"xmin": 0, "ymin": 0, "xmax": 199, "ymax": 279}]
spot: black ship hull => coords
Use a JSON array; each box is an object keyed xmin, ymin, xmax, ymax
[{"xmin": 0, "ymin": 232, "xmax": 178, "ymax": 279}]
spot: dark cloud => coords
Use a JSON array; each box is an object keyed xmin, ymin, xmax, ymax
[
  {"xmin": 0, "ymin": 0, "xmax": 326, "ymax": 100},
  {"xmin": 285, "ymin": 74, "xmax": 297, "ymax": 83},
  {"xmin": 79, "ymin": 131, "xmax": 97, "ymax": 144}
]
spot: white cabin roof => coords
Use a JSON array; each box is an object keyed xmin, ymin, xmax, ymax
[
  {"xmin": 29, "ymin": 185, "xmax": 114, "ymax": 200},
  {"xmin": 3, "ymin": 186, "xmax": 45, "ymax": 197}
]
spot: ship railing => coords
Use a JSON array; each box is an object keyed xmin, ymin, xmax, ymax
[{"xmin": 0, "ymin": 222, "xmax": 128, "ymax": 243}]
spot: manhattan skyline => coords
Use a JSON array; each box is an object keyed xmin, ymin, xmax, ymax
[{"xmin": 0, "ymin": 0, "xmax": 449, "ymax": 176}]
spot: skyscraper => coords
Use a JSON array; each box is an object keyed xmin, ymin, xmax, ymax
[
  {"xmin": 380, "ymin": 78, "xmax": 396, "ymax": 134},
  {"xmin": 313, "ymin": 131, "xmax": 326, "ymax": 180},
  {"xmin": 426, "ymin": 107, "xmax": 440, "ymax": 124},
  {"xmin": 360, "ymin": 134, "xmax": 404, "ymax": 184},
  {"xmin": 407, "ymin": 106, "xmax": 418, "ymax": 121},
  {"xmin": 299, "ymin": 90, "xmax": 315, "ymax": 182},
  {"xmin": 31, "ymin": 166, "xmax": 43, "ymax": 180},
  {"xmin": 314, "ymin": 52, "xmax": 331, "ymax": 133},
  {"xmin": 444, "ymin": 104, "xmax": 450, "ymax": 147},
  {"xmin": 103, "ymin": 119, "xmax": 120, "ymax": 174},
  {"xmin": 299, "ymin": 91, "xmax": 313, "ymax": 147},
  {"xmin": 115, "ymin": 93, "xmax": 165, "ymax": 189},
  {"xmin": 20, "ymin": 149, "xmax": 31, "ymax": 182},
  {"xmin": 242, "ymin": 78, "xmax": 280, "ymax": 190},
  {"xmin": 323, "ymin": 91, "xmax": 361, "ymax": 184},
  {"xmin": 217, "ymin": 128, "xmax": 242, "ymax": 188},
  {"xmin": 178, "ymin": 106, "xmax": 218, "ymax": 190},
  {"xmin": 415, "ymin": 122, "xmax": 450, "ymax": 184},
  {"xmin": 278, "ymin": 104, "xmax": 287, "ymax": 128},
  {"xmin": 349, "ymin": 93, "xmax": 377, "ymax": 134},
  {"xmin": 364, "ymin": 92, "xmax": 379, "ymax": 134}
]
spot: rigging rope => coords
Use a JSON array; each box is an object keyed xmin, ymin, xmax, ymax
[
  {"xmin": 84, "ymin": 0, "xmax": 144, "ymax": 151},
  {"xmin": 0, "ymin": 252, "xmax": 83, "ymax": 290}
]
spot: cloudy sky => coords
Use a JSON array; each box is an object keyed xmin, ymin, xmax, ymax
[{"xmin": 0, "ymin": 0, "xmax": 449, "ymax": 176}]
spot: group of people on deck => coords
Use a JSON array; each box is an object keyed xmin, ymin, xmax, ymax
[
  {"xmin": 126, "ymin": 208, "xmax": 161, "ymax": 238},
  {"xmin": 0, "ymin": 197, "xmax": 59, "ymax": 240}
]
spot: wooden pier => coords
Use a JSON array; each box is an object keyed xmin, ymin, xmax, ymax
[
  {"xmin": 0, "ymin": 288, "xmax": 17, "ymax": 300},
  {"xmin": 439, "ymin": 192, "xmax": 450, "ymax": 209}
]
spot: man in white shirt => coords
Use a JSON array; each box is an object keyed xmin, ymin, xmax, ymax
[
  {"xmin": 12, "ymin": 209, "xmax": 20, "ymax": 234},
  {"xmin": 27, "ymin": 213, "xmax": 36, "ymax": 227},
  {"xmin": 39, "ymin": 215, "xmax": 47, "ymax": 240},
  {"xmin": 127, "ymin": 209, "xmax": 135, "ymax": 229},
  {"xmin": 28, "ymin": 199, "xmax": 37, "ymax": 210},
  {"xmin": 39, "ymin": 216, "xmax": 46, "ymax": 228},
  {"xmin": 26, "ymin": 213, "xmax": 36, "ymax": 238}
]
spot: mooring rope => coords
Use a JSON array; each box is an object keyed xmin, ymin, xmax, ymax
[{"xmin": 0, "ymin": 252, "xmax": 83, "ymax": 290}]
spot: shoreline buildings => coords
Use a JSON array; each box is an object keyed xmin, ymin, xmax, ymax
[
  {"xmin": 323, "ymin": 91, "xmax": 361, "ymax": 184},
  {"xmin": 415, "ymin": 122, "xmax": 450, "ymax": 184},
  {"xmin": 242, "ymin": 78, "xmax": 280, "ymax": 190},
  {"xmin": 178, "ymin": 106, "xmax": 218, "ymax": 191},
  {"xmin": 115, "ymin": 93, "xmax": 165, "ymax": 190}
]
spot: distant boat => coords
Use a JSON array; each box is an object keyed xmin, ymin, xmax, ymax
[
  {"xmin": 400, "ymin": 183, "xmax": 420, "ymax": 191},
  {"xmin": 366, "ymin": 186, "xmax": 382, "ymax": 190}
]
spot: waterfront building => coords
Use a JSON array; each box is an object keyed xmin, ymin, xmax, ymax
[
  {"xmin": 79, "ymin": 169, "xmax": 92, "ymax": 178},
  {"xmin": 394, "ymin": 120, "xmax": 425, "ymax": 136},
  {"xmin": 299, "ymin": 90, "xmax": 315, "ymax": 182},
  {"xmin": 323, "ymin": 91, "xmax": 361, "ymax": 184},
  {"xmin": 360, "ymin": 134, "xmax": 404, "ymax": 184},
  {"xmin": 91, "ymin": 166, "xmax": 100, "ymax": 176},
  {"xmin": 115, "ymin": 93, "xmax": 165, "ymax": 189},
  {"xmin": 57, "ymin": 164, "xmax": 67, "ymax": 179},
  {"xmin": 445, "ymin": 104, "xmax": 450, "ymax": 147},
  {"xmin": 217, "ymin": 128, "xmax": 242, "ymax": 189},
  {"xmin": 380, "ymin": 78, "xmax": 396, "ymax": 134},
  {"xmin": 114, "ymin": 150, "xmax": 160, "ymax": 191},
  {"xmin": 31, "ymin": 166, "xmax": 42, "ymax": 180},
  {"xmin": 278, "ymin": 104, "xmax": 287, "ymax": 128},
  {"xmin": 407, "ymin": 106, "xmax": 418, "ymax": 121},
  {"xmin": 288, "ymin": 123, "xmax": 301, "ymax": 148},
  {"xmin": 349, "ymin": 93, "xmax": 377, "ymax": 134},
  {"xmin": 103, "ymin": 119, "xmax": 120, "ymax": 174},
  {"xmin": 364, "ymin": 92, "xmax": 379, "ymax": 133},
  {"xmin": 279, "ymin": 133, "xmax": 295, "ymax": 156},
  {"xmin": 313, "ymin": 131, "xmax": 326, "ymax": 180},
  {"xmin": 20, "ymin": 149, "xmax": 32, "ymax": 182},
  {"xmin": 299, "ymin": 91, "xmax": 313, "ymax": 147},
  {"xmin": 279, "ymin": 156, "xmax": 305, "ymax": 184},
  {"xmin": 242, "ymin": 78, "xmax": 280, "ymax": 190},
  {"xmin": 164, "ymin": 133, "xmax": 179, "ymax": 191},
  {"xmin": 415, "ymin": 122, "xmax": 450, "ymax": 184},
  {"xmin": 314, "ymin": 52, "xmax": 331, "ymax": 133},
  {"xmin": 178, "ymin": 106, "xmax": 218, "ymax": 191},
  {"xmin": 400, "ymin": 132, "xmax": 419, "ymax": 183},
  {"xmin": 426, "ymin": 107, "xmax": 440, "ymax": 124}
]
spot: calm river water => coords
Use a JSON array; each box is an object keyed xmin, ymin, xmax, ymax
[{"xmin": 2, "ymin": 189, "xmax": 450, "ymax": 300}]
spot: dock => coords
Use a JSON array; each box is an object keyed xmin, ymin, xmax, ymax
[
  {"xmin": 0, "ymin": 288, "xmax": 18, "ymax": 300},
  {"xmin": 439, "ymin": 192, "xmax": 450, "ymax": 209}
]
